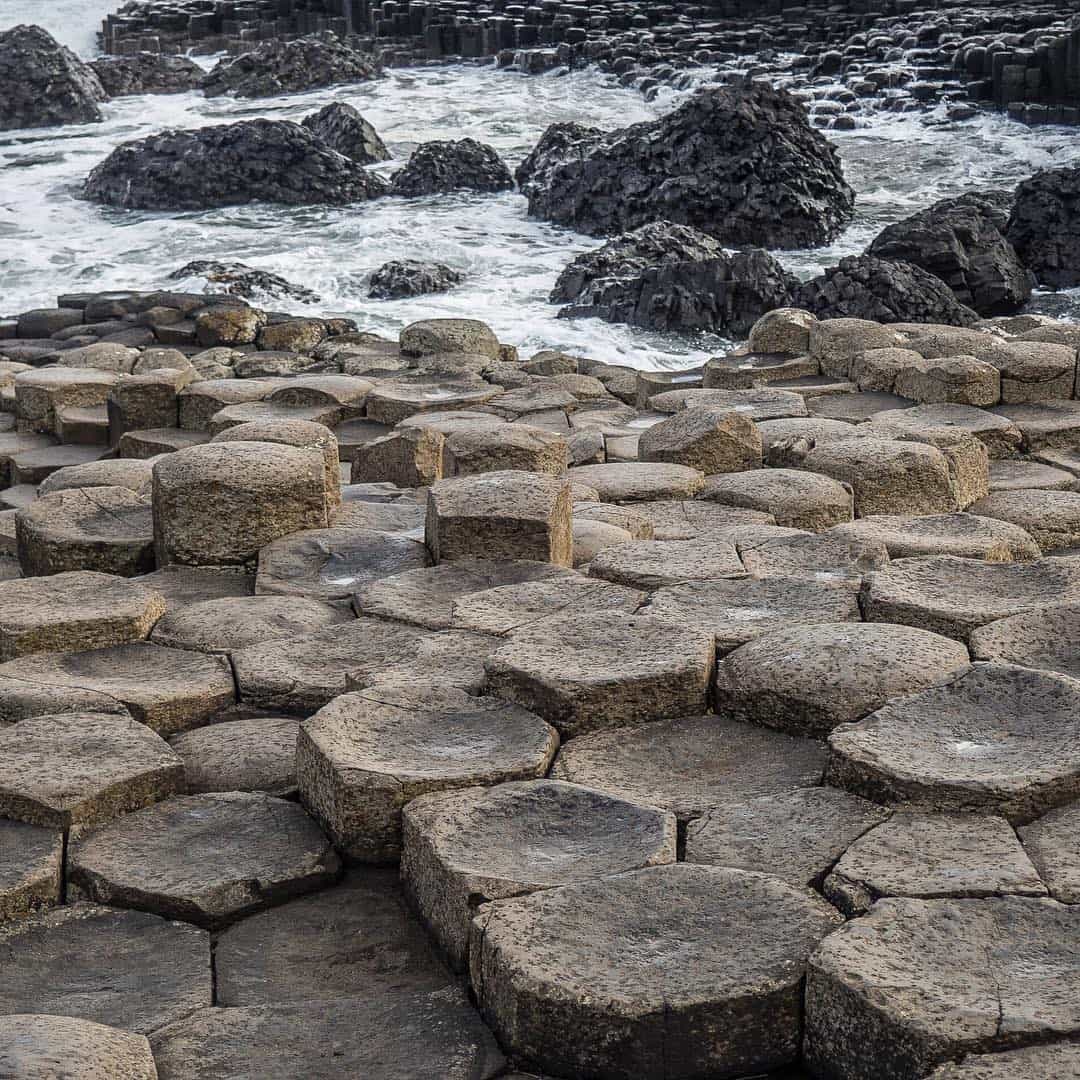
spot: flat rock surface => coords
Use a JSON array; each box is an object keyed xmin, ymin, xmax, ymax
[
  {"xmin": 925, "ymin": 1044, "xmax": 1080, "ymax": 1079},
  {"xmin": 969, "ymin": 602, "xmax": 1080, "ymax": 678},
  {"xmin": 130, "ymin": 566, "xmax": 253, "ymax": 609},
  {"xmin": 826, "ymin": 513, "xmax": 1040, "ymax": 562},
  {"xmin": 698, "ymin": 468, "xmax": 853, "ymax": 530},
  {"xmin": 0, "ymin": 1014, "xmax": 157, "ymax": 1080},
  {"xmin": 1018, "ymin": 802, "xmax": 1080, "ymax": 904},
  {"xmin": 168, "ymin": 716, "xmax": 300, "ymax": 796},
  {"xmin": 588, "ymin": 537, "xmax": 744, "ymax": 589},
  {"xmin": 568, "ymin": 462, "xmax": 705, "ymax": 502},
  {"xmin": 69, "ymin": 792, "xmax": 340, "ymax": 929},
  {"xmin": 0, "ymin": 819, "xmax": 62, "ymax": 921}
]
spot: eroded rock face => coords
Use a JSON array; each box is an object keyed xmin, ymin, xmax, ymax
[
  {"xmin": 201, "ymin": 34, "xmax": 383, "ymax": 99},
  {"xmin": 0, "ymin": 25, "xmax": 106, "ymax": 132},
  {"xmin": 389, "ymin": 139, "xmax": 514, "ymax": 196},
  {"xmin": 1006, "ymin": 166, "xmax": 1080, "ymax": 288},
  {"xmin": 90, "ymin": 52, "xmax": 203, "ymax": 97},
  {"xmin": 82, "ymin": 120, "xmax": 388, "ymax": 211},
  {"xmin": 369, "ymin": 260, "xmax": 464, "ymax": 300},
  {"xmin": 169, "ymin": 261, "xmax": 321, "ymax": 304},
  {"xmin": 301, "ymin": 102, "xmax": 389, "ymax": 165},
  {"xmin": 516, "ymin": 83, "xmax": 855, "ymax": 248}
]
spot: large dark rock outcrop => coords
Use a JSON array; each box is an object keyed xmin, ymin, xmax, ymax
[
  {"xmin": 169, "ymin": 260, "xmax": 321, "ymax": 303},
  {"xmin": 389, "ymin": 139, "xmax": 515, "ymax": 197},
  {"xmin": 368, "ymin": 260, "xmax": 464, "ymax": 299},
  {"xmin": 868, "ymin": 193, "xmax": 1034, "ymax": 316},
  {"xmin": 516, "ymin": 82, "xmax": 855, "ymax": 249},
  {"xmin": 201, "ymin": 34, "xmax": 383, "ymax": 99},
  {"xmin": 1006, "ymin": 167, "xmax": 1080, "ymax": 289},
  {"xmin": 553, "ymin": 222, "xmax": 797, "ymax": 336},
  {"xmin": 90, "ymin": 53, "xmax": 204, "ymax": 97},
  {"xmin": 0, "ymin": 25, "xmax": 106, "ymax": 131},
  {"xmin": 301, "ymin": 103, "xmax": 389, "ymax": 165},
  {"xmin": 797, "ymin": 256, "xmax": 981, "ymax": 327},
  {"xmin": 81, "ymin": 119, "xmax": 389, "ymax": 211}
]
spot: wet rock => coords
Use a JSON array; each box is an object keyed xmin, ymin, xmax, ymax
[
  {"xmin": 90, "ymin": 52, "xmax": 203, "ymax": 97},
  {"xmin": 368, "ymin": 259, "xmax": 463, "ymax": 299},
  {"xmin": 169, "ymin": 260, "xmax": 320, "ymax": 304},
  {"xmin": 0, "ymin": 1014, "xmax": 157, "ymax": 1080},
  {"xmin": 1018, "ymin": 802, "xmax": 1080, "ymax": 904},
  {"xmin": 472, "ymin": 863, "xmax": 840, "ymax": 1079},
  {"xmin": 0, "ymin": 25, "xmax": 106, "ymax": 131},
  {"xmin": 390, "ymin": 139, "xmax": 514, "ymax": 196},
  {"xmin": 1006, "ymin": 165, "xmax": 1080, "ymax": 288},
  {"xmin": 0, "ymin": 820, "xmax": 62, "ymax": 920},
  {"xmin": 301, "ymin": 101, "xmax": 388, "ymax": 165},
  {"xmin": 517, "ymin": 83, "xmax": 854, "ymax": 248},
  {"xmin": 201, "ymin": 34, "xmax": 383, "ymax": 99},
  {"xmin": 82, "ymin": 119, "xmax": 388, "ymax": 211}
]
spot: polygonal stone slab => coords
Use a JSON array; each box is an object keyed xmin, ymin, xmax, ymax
[
  {"xmin": 805, "ymin": 896, "xmax": 1080, "ymax": 1080},
  {"xmin": 360, "ymin": 628, "xmax": 500, "ymax": 696},
  {"xmin": 868, "ymin": 402, "xmax": 1023, "ymax": 459},
  {"xmin": 629, "ymin": 498, "xmax": 772, "ymax": 540},
  {"xmin": 426, "ymin": 471, "xmax": 572, "ymax": 566},
  {"xmin": 862, "ymin": 554, "xmax": 1080, "ymax": 641},
  {"xmin": 365, "ymin": 380, "xmax": 503, "ymax": 425},
  {"xmin": 826, "ymin": 513, "xmax": 1040, "ymax": 562},
  {"xmin": 588, "ymin": 537, "xmax": 744, "ymax": 589},
  {"xmin": 131, "ymin": 566, "xmax": 253, "ymax": 610},
  {"xmin": 298, "ymin": 686, "xmax": 558, "ymax": 862},
  {"xmin": 472, "ymin": 864, "xmax": 841, "ymax": 1080},
  {"xmin": 990, "ymin": 457, "xmax": 1077, "ymax": 492},
  {"xmin": 215, "ymin": 869, "xmax": 454, "ymax": 1006},
  {"xmin": 0, "ymin": 820, "xmax": 62, "ymax": 921},
  {"xmin": 0, "ymin": 713, "xmax": 183, "ymax": 829},
  {"xmin": 699, "ymin": 468, "xmax": 853, "ymax": 530},
  {"xmin": 716, "ymin": 623, "xmax": 970, "ymax": 737},
  {"xmin": 16, "ymin": 486, "xmax": 154, "ymax": 577},
  {"xmin": 0, "ymin": 571, "xmax": 165, "ymax": 660},
  {"xmin": 638, "ymin": 406, "xmax": 762, "ymax": 473},
  {"xmin": 649, "ymin": 387, "xmax": 808, "ymax": 420},
  {"xmin": 69, "ymin": 792, "xmax": 340, "ymax": 929},
  {"xmin": 0, "ymin": 904, "xmax": 209, "ymax": 1034},
  {"xmin": 737, "ymin": 531, "xmax": 889, "ymax": 583},
  {"xmin": 827, "ymin": 663, "xmax": 1080, "ymax": 822},
  {"xmin": 1017, "ymin": 802, "xmax": 1080, "ymax": 904},
  {"xmin": 925, "ymin": 1044, "xmax": 1080, "ymax": 1080},
  {"xmin": 684, "ymin": 787, "xmax": 889, "ymax": 889},
  {"xmin": 256, "ymin": 527, "xmax": 431, "ymax": 601},
  {"xmin": 168, "ymin": 717, "xmax": 300, "ymax": 796},
  {"xmin": 550, "ymin": 714, "xmax": 826, "ymax": 823},
  {"xmin": 970, "ymin": 603, "xmax": 1080, "ymax": 678},
  {"xmin": 484, "ymin": 612, "xmax": 715, "ymax": 738},
  {"xmin": 149, "ymin": 988, "xmax": 505, "ymax": 1080},
  {"xmin": 402, "ymin": 779, "xmax": 676, "ymax": 969},
  {"xmin": 988, "ymin": 400, "xmax": 1080, "ymax": 452},
  {"xmin": 568, "ymin": 462, "xmax": 705, "ymax": 502},
  {"xmin": 0, "ymin": 1015, "xmax": 157, "ymax": 1080},
  {"xmin": 150, "ymin": 595, "xmax": 349, "ymax": 654},
  {"xmin": 39, "ymin": 456, "xmax": 155, "ymax": 496},
  {"xmin": 968, "ymin": 489, "xmax": 1080, "ymax": 551},
  {"xmin": 0, "ymin": 643, "xmax": 234, "ymax": 733},
  {"xmin": 444, "ymin": 423, "xmax": 569, "ymax": 476},
  {"xmin": 644, "ymin": 576, "xmax": 861, "ymax": 652}
]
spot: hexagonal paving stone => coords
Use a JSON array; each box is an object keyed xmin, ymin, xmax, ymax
[
  {"xmin": 0, "ymin": 571, "xmax": 166, "ymax": 660},
  {"xmin": 629, "ymin": 499, "xmax": 772, "ymax": 540},
  {"xmin": 649, "ymin": 387, "xmax": 808, "ymax": 420},
  {"xmin": 643, "ymin": 576, "xmax": 861, "ymax": 652},
  {"xmin": 968, "ymin": 489, "xmax": 1080, "ymax": 551},
  {"xmin": 130, "ymin": 566, "xmax": 253, "ymax": 610},
  {"xmin": 69, "ymin": 792, "xmax": 340, "ymax": 929},
  {"xmin": 805, "ymin": 896, "xmax": 1080, "ymax": 1080},
  {"xmin": 16, "ymin": 486, "xmax": 154, "ymax": 577},
  {"xmin": 862, "ymin": 554, "xmax": 1080, "ymax": 641},
  {"xmin": 866, "ymin": 403, "xmax": 1023, "ymax": 458},
  {"xmin": 0, "ymin": 1015, "xmax": 157, "ymax": 1080},
  {"xmin": 0, "ymin": 904, "xmax": 209, "ymax": 1034},
  {"xmin": 471, "ymin": 863, "xmax": 841, "ymax": 1080},
  {"xmin": 737, "ymin": 531, "xmax": 889, "ymax": 583},
  {"xmin": 826, "ymin": 513, "xmax": 1040, "ymax": 562},
  {"xmin": 969, "ymin": 603, "xmax": 1080, "ymax": 678},
  {"xmin": 402, "ymin": 779, "xmax": 676, "ymax": 969},
  {"xmin": 298, "ymin": 685, "xmax": 558, "ymax": 861},
  {"xmin": 549, "ymin": 714, "xmax": 826, "ymax": 823},
  {"xmin": 827, "ymin": 663, "xmax": 1080, "ymax": 822},
  {"xmin": 150, "ymin": 595, "xmax": 349, "ymax": 655},
  {"xmin": 215, "ymin": 869, "xmax": 453, "ymax": 1006},
  {"xmin": 684, "ymin": 788, "xmax": 889, "ymax": 889},
  {"xmin": 699, "ymin": 468, "xmax": 853, "ymax": 531},
  {"xmin": 588, "ymin": 537, "xmax": 745, "ymax": 590},
  {"xmin": 255, "ymin": 527, "xmax": 431, "ymax": 602},
  {"xmin": 568, "ymin": 462, "xmax": 705, "ymax": 502},
  {"xmin": 0, "ymin": 820, "xmax": 62, "ymax": 921},
  {"xmin": 989, "ymin": 457, "xmax": 1076, "ymax": 492},
  {"xmin": 823, "ymin": 812, "xmax": 1046, "ymax": 916},
  {"xmin": 924, "ymin": 1043, "xmax": 1080, "ymax": 1080},
  {"xmin": 0, "ymin": 714, "xmax": 183, "ymax": 829},
  {"xmin": 715, "ymin": 623, "xmax": 970, "ymax": 738},
  {"xmin": 168, "ymin": 717, "xmax": 300, "ymax": 796},
  {"xmin": 354, "ymin": 559, "xmax": 576, "ymax": 630},
  {"xmin": 483, "ymin": 612, "xmax": 715, "ymax": 738},
  {"xmin": 1017, "ymin": 801, "xmax": 1080, "ymax": 904},
  {"xmin": 0, "ymin": 643, "xmax": 234, "ymax": 733},
  {"xmin": 149, "ymin": 987, "xmax": 505, "ymax": 1080},
  {"xmin": 39, "ymin": 456, "xmax": 155, "ymax": 496}
]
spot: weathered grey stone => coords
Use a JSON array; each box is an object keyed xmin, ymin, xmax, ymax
[
  {"xmin": 352, "ymin": 426, "xmax": 445, "ymax": 488},
  {"xmin": 970, "ymin": 603, "xmax": 1080, "ymax": 679},
  {"xmin": 703, "ymin": 352, "xmax": 818, "ymax": 391},
  {"xmin": 924, "ymin": 1044, "xmax": 1080, "ymax": 1080},
  {"xmin": 444, "ymin": 424, "xmax": 569, "ymax": 477},
  {"xmin": 169, "ymin": 716, "xmax": 299, "ymax": 796},
  {"xmin": 1017, "ymin": 802, "xmax": 1080, "ymax": 904},
  {"xmin": 15, "ymin": 368, "xmax": 116, "ymax": 436},
  {"xmin": 176, "ymin": 379, "xmax": 278, "ymax": 432},
  {"xmin": 588, "ymin": 537, "xmax": 744, "ymax": 590},
  {"xmin": 627, "ymin": 499, "xmax": 772, "ymax": 540},
  {"xmin": 0, "ymin": 820, "xmax": 62, "ymax": 921},
  {"xmin": 130, "ymin": 566, "xmax": 253, "ymax": 610},
  {"xmin": 39, "ymin": 457, "xmax": 155, "ymax": 497},
  {"xmin": 360, "ymin": 628, "xmax": 499, "ymax": 696},
  {"xmin": 484, "ymin": 611, "xmax": 715, "ymax": 738},
  {"xmin": 699, "ymin": 468, "xmax": 853, "ymax": 530},
  {"xmin": 568, "ymin": 462, "xmax": 704, "ymax": 502},
  {"xmin": 298, "ymin": 686, "xmax": 558, "ymax": 862},
  {"xmin": 827, "ymin": 664, "xmax": 1080, "ymax": 822},
  {"xmin": 989, "ymin": 400, "xmax": 1080, "ymax": 453},
  {"xmin": 737, "ymin": 531, "xmax": 888, "ymax": 583},
  {"xmin": 403, "ymin": 780, "xmax": 676, "ymax": 969},
  {"xmin": 868, "ymin": 403, "xmax": 1023, "ymax": 459},
  {"xmin": 0, "ymin": 1014, "xmax": 157, "ymax": 1080},
  {"xmin": 827, "ymin": 513, "xmax": 1039, "ymax": 562},
  {"xmin": 968, "ymin": 489, "xmax": 1080, "ymax": 551},
  {"xmin": 748, "ymin": 307, "xmax": 818, "ymax": 354},
  {"xmin": 366, "ymin": 380, "xmax": 501, "ymax": 426},
  {"xmin": 472, "ymin": 863, "xmax": 841, "ymax": 1080},
  {"xmin": 809, "ymin": 319, "xmax": 907, "ymax": 376},
  {"xmin": 716, "ymin": 623, "xmax": 970, "ymax": 738},
  {"xmin": 649, "ymin": 386, "xmax": 808, "ymax": 421},
  {"xmin": 637, "ymin": 406, "xmax": 762, "ymax": 474},
  {"xmin": 990, "ymin": 458, "xmax": 1076, "ymax": 492},
  {"xmin": 809, "ymin": 390, "xmax": 915, "ymax": 424},
  {"xmin": 892, "ymin": 354, "xmax": 1001, "ymax": 407}
]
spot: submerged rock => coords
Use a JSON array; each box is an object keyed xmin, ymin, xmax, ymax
[
  {"xmin": 169, "ymin": 261, "xmax": 321, "ymax": 304},
  {"xmin": 516, "ymin": 82, "xmax": 855, "ymax": 248},
  {"xmin": 0, "ymin": 24, "xmax": 106, "ymax": 131},
  {"xmin": 389, "ymin": 139, "xmax": 515, "ymax": 197},
  {"xmin": 1006, "ymin": 166, "xmax": 1080, "ymax": 289},
  {"xmin": 368, "ymin": 260, "xmax": 464, "ymax": 299},
  {"xmin": 82, "ymin": 119, "xmax": 389, "ymax": 211},
  {"xmin": 301, "ymin": 102, "xmax": 389, "ymax": 165},
  {"xmin": 90, "ymin": 53, "xmax": 204, "ymax": 97}
]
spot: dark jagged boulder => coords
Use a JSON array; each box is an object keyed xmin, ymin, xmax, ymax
[
  {"xmin": 169, "ymin": 260, "xmax": 321, "ymax": 303},
  {"xmin": 553, "ymin": 222, "xmax": 797, "ymax": 336},
  {"xmin": 81, "ymin": 119, "xmax": 389, "ymax": 211},
  {"xmin": 867, "ymin": 193, "xmax": 1033, "ymax": 316},
  {"xmin": 390, "ymin": 139, "xmax": 515, "ymax": 197},
  {"xmin": 201, "ymin": 34, "xmax": 383, "ymax": 99},
  {"xmin": 90, "ymin": 53, "xmax": 204, "ymax": 97},
  {"xmin": 0, "ymin": 25, "xmax": 106, "ymax": 131},
  {"xmin": 1006, "ymin": 167, "xmax": 1080, "ymax": 289},
  {"xmin": 516, "ymin": 82, "xmax": 855, "ymax": 249},
  {"xmin": 797, "ymin": 256, "xmax": 981, "ymax": 327},
  {"xmin": 368, "ymin": 260, "xmax": 464, "ymax": 299},
  {"xmin": 301, "ymin": 102, "xmax": 389, "ymax": 165}
]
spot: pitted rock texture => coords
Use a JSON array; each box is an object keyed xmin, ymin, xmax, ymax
[
  {"xmin": 301, "ymin": 102, "xmax": 389, "ymax": 165},
  {"xmin": 1006, "ymin": 165, "xmax": 1080, "ymax": 288},
  {"xmin": 369, "ymin": 260, "xmax": 464, "ymax": 299},
  {"xmin": 0, "ymin": 1014, "xmax": 158, "ymax": 1080},
  {"xmin": 90, "ymin": 52, "xmax": 203, "ymax": 97},
  {"xmin": 169, "ymin": 260, "xmax": 321, "ymax": 304},
  {"xmin": 390, "ymin": 139, "xmax": 514, "ymax": 197}
]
